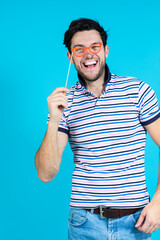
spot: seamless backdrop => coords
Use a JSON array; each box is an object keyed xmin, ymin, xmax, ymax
[{"xmin": 0, "ymin": 0, "xmax": 160, "ymax": 239}]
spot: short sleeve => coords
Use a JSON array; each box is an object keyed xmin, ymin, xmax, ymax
[
  {"xmin": 138, "ymin": 81, "xmax": 160, "ymax": 126},
  {"xmin": 58, "ymin": 113, "xmax": 69, "ymax": 135}
]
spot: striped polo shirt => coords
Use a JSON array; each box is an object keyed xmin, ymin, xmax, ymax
[{"xmin": 56, "ymin": 65, "xmax": 160, "ymax": 209}]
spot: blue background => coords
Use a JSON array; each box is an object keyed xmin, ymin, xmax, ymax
[{"xmin": 0, "ymin": 0, "xmax": 160, "ymax": 239}]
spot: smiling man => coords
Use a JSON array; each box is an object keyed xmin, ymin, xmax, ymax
[
  {"xmin": 69, "ymin": 30, "xmax": 108, "ymax": 83},
  {"xmin": 35, "ymin": 18, "xmax": 160, "ymax": 239}
]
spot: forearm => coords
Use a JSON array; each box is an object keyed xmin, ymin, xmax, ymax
[
  {"xmin": 150, "ymin": 148, "xmax": 160, "ymax": 202},
  {"xmin": 35, "ymin": 121, "xmax": 60, "ymax": 182}
]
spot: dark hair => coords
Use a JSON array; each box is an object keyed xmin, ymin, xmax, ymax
[{"xmin": 63, "ymin": 18, "xmax": 108, "ymax": 53}]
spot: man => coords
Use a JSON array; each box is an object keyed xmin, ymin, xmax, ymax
[{"xmin": 35, "ymin": 18, "xmax": 160, "ymax": 239}]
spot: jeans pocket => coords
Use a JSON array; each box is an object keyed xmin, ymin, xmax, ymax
[
  {"xmin": 68, "ymin": 208, "xmax": 88, "ymax": 227},
  {"xmin": 131, "ymin": 209, "xmax": 143, "ymax": 224}
]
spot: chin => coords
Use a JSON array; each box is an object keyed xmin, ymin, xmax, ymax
[
  {"xmin": 85, "ymin": 76, "xmax": 100, "ymax": 82},
  {"xmin": 77, "ymin": 63, "xmax": 105, "ymax": 83},
  {"xmin": 80, "ymin": 71, "xmax": 103, "ymax": 82}
]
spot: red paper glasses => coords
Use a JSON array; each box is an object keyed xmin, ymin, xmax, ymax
[{"xmin": 71, "ymin": 42, "xmax": 102, "ymax": 57}]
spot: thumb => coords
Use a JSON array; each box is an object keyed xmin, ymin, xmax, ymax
[{"xmin": 135, "ymin": 211, "xmax": 145, "ymax": 228}]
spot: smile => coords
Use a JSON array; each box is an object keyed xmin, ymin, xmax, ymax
[{"xmin": 83, "ymin": 60, "xmax": 98, "ymax": 69}]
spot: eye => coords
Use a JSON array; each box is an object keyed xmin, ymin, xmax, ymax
[
  {"xmin": 91, "ymin": 45, "xmax": 100, "ymax": 51},
  {"xmin": 75, "ymin": 47, "xmax": 84, "ymax": 53}
]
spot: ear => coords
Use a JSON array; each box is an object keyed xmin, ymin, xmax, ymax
[
  {"xmin": 67, "ymin": 51, "xmax": 74, "ymax": 63},
  {"xmin": 105, "ymin": 45, "xmax": 109, "ymax": 58}
]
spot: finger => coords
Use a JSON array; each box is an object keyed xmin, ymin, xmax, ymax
[
  {"xmin": 52, "ymin": 87, "xmax": 69, "ymax": 95},
  {"xmin": 152, "ymin": 225, "xmax": 159, "ymax": 232},
  {"xmin": 48, "ymin": 94, "xmax": 68, "ymax": 106},
  {"xmin": 135, "ymin": 212, "xmax": 145, "ymax": 228},
  {"xmin": 137, "ymin": 220, "xmax": 151, "ymax": 233},
  {"xmin": 47, "ymin": 93, "xmax": 68, "ymax": 102},
  {"xmin": 47, "ymin": 93, "xmax": 68, "ymax": 106},
  {"xmin": 145, "ymin": 225, "xmax": 154, "ymax": 233},
  {"xmin": 47, "ymin": 93, "xmax": 68, "ymax": 103},
  {"xmin": 48, "ymin": 99, "xmax": 68, "ymax": 110}
]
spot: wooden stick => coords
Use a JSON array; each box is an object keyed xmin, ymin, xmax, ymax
[{"xmin": 65, "ymin": 53, "xmax": 73, "ymax": 88}]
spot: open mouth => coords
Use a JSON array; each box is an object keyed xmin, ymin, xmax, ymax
[{"xmin": 83, "ymin": 60, "xmax": 98, "ymax": 69}]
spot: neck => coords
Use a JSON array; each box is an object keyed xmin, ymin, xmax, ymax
[
  {"xmin": 85, "ymin": 72, "xmax": 105, "ymax": 98},
  {"xmin": 78, "ymin": 64, "xmax": 110, "ymax": 98}
]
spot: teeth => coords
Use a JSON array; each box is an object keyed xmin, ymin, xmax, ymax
[{"xmin": 84, "ymin": 61, "xmax": 96, "ymax": 66}]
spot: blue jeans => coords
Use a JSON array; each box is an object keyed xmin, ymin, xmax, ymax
[{"xmin": 68, "ymin": 207, "xmax": 152, "ymax": 240}]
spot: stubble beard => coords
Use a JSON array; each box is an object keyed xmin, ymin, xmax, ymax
[{"xmin": 75, "ymin": 61, "xmax": 106, "ymax": 83}]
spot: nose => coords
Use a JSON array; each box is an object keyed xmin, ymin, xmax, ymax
[{"xmin": 84, "ymin": 48, "xmax": 93, "ymax": 58}]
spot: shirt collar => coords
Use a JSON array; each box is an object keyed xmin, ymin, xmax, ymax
[{"xmin": 78, "ymin": 64, "xmax": 111, "ymax": 87}]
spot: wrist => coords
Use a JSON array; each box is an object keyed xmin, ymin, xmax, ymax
[
  {"xmin": 48, "ymin": 119, "xmax": 59, "ymax": 128},
  {"xmin": 151, "ymin": 188, "xmax": 160, "ymax": 203}
]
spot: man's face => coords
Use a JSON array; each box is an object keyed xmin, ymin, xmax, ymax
[{"xmin": 67, "ymin": 30, "xmax": 109, "ymax": 83}]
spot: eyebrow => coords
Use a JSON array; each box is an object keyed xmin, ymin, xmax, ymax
[{"xmin": 72, "ymin": 42, "xmax": 101, "ymax": 48}]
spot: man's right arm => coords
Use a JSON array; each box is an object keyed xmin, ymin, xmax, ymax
[{"xmin": 35, "ymin": 87, "xmax": 69, "ymax": 183}]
